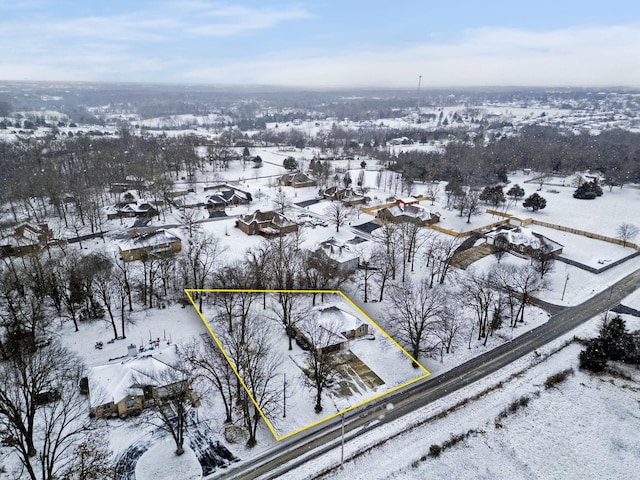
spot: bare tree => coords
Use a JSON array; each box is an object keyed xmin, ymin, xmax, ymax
[
  {"xmin": 324, "ymin": 201, "xmax": 352, "ymax": 233},
  {"xmin": 272, "ymin": 189, "xmax": 292, "ymax": 214},
  {"xmin": 356, "ymin": 248, "xmax": 380, "ymax": 303},
  {"xmin": 387, "ymin": 278, "xmax": 442, "ymax": 366},
  {"xmin": 302, "ymin": 250, "xmax": 352, "ymax": 305},
  {"xmin": 616, "ymin": 222, "xmax": 639, "ymax": 247},
  {"xmin": 224, "ymin": 317, "xmax": 282, "ymax": 447},
  {"xmin": 182, "ymin": 336, "xmax": 235, "ymax": 424},
  {"xmin": 298, "ymin": 318, "xmax": 341, "ymax": 413},
  {"xmin": 457, "ymin": 188, "xmax": 481, "ymax": 223},
  {"xmin": 493, "ymin": 263, "xmax": 542, "ymax": 327},
  {"xmin": 432, "ymin": 301, "xmax": 464, "ymax": 359},
  {"xmin": 460, "ymin": 270, "xmax": 496, "ymax": 344},
  {"xmin": 181, "ymin": 232, "xmax": 225, "ymax": 311},
  {"xmin": 135, "ymin": 347, "xmax": 199, "ymax": 456},
  {"xmin": 424, "ymin": 235, "xmax": 461, "ymax": 286},
  {"xmin": 0, "ymin": 342, "xmax": 106, "ymax": 480},
  {"xmin": 268, "ymin": 291, "xmax": 305, "ymax": 350}
]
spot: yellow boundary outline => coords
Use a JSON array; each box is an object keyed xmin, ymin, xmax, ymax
[{"xmin": 184, "ymin": 288, "xmax": 431, "ymax": 441}]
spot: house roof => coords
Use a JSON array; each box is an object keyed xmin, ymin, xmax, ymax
[
  {"xmin": 88, "ymin": 347, "xmax": 178, "ymax": 407},
  {"xmin": 238, "ymin": 210, "xmax": 296, "ymax": 228},
  {"xmin": 317, "ymin": 238, "xmax": 359, "ymax": 265},
  {"xmin": 296, "ymin": 304, "xmax": 368, "ymax": 349},
  {"xmin": 206, "ymin": 189, "xmax": 248, "ymax": 205},
  {"xmin": 316, "ymin": 305, "xmax": 364, "ymax": 333},
  {"xmin": 380, "ymin": 204, "xmax": 438, "ymax": 222},
  {"xmin": 117, "ymin": 229, "xmax": 181, "ymax": 251},
  {"xmin": 485, "ymin": 226, "xmax": 563, "ymax": 252}
]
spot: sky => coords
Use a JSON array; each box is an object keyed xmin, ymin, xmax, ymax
[{"xmin": 0, "ymin": 0, "xmax": 639, "ymax": 89}]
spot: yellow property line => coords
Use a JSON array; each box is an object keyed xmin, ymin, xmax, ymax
[{"xmin": 184, "ymin": 288, "xmax": 430, "ymax": 441}]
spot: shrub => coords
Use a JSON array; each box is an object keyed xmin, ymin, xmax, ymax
[
  {"xmin": 428, "ymin": 444, "xmax": 442, "ymax": 457},
  {"xmin": 544, "ymin": 368, "xmax": 574, "ymax": 389}
]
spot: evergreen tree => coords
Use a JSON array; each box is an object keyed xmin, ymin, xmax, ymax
[{"xmin": 523, "ymin": 193, "xmax": 547, "ymax": 211}]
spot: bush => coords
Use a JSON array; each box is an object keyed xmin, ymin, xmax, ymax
[
  {"xmin": 428, "ymin": 444, "xmax": 442, "ymax": 457},
  {"xmin": 544, "ymin": 368, "xmax": 574, "ymax": 389}
]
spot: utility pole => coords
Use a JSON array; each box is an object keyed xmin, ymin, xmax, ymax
[
  {"xmin": 340, "ymin": 412, "xmax": 345, "ymax": 468},
  {"xmin": 561, "ymin": 273, "xmax": 569, "ymax": 301},
  {"xmin": 283, "ymin": 373, "xmax": 287, "ymax": 418}
]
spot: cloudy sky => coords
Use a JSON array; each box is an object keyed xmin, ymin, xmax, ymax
[{"xmin": 0, "ymin": 0, "xmax": 639, "ymax": 88}]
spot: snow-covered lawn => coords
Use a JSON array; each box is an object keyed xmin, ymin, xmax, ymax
[{"xmin": 295, "ymin": 317, "xmax": 640, "ymax": 480}]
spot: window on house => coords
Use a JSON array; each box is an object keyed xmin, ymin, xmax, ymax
[
  {"xmin": 359, "ymin": 325, "xmax": 367, "ymax": 333},
  {"xmin": 125, "ymin": 398, "xmax": 135, "ymax": 409}
]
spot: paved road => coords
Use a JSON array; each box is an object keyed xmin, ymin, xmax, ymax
[{"xmin": 209, "ymin": 266, "xmax": 640, "ymax": 480}]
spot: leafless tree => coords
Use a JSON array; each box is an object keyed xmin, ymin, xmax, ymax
[
  {"xmin": 302, "ymin": 250, "xmax": 352, "ymax": 305},
  {"xmin": 387, "ymin": 278, "xmax": 442, "ymax": 366},
  {"xmin": 268, "ymin": 291, "xmax": 305, "ymax": 350},
  {"xmin": 424, "ymin": 235, "xmax": 462, "ymax": 286},
  {"xmin": 616, "ymin": 222, "xmax": 639, "ymax": 247},
  {"xmin": 59, "ymin": 430, "xmax": 113, "ymax": 480},
  {"xmin": 298, "ymin": 318, "xmax": 342, "ymax": 413},
  {"xmin": 457, "ymin": 188, "xmax": 481, "ymax": 223},
  {"xmin": 223, "ymin": 317, "xmax": 282, "ymax": 447},
  {"xmin": 432, "ymin": 301, "xmax": 464, "ymax": 359},
  {"xmin": 375, "ymin": 220, "xmax": 399, "ymax": 281},
  {"xmin": 272, "ymin": 189, "xmax": 292, "ymax": 214},
  {"xmin": 91, "ymin": 255, "xmax": 121, "ymax": 338},
  {"xmin": 0, "ymin": 342, "xmax": 106, "ymax": 480},
  {"xmin": 181, "ymin": 232, "xmax": 225, "ymax": 311},
  {"xmin": 493, "ymin": 263, "xmax": 542, "ymax": 327},
  {"xmin": 356, "ymin": 248, "xmax": 380, "ymax": 303},
  {"xmin": 182, "ymin": 336, "xmax": 236, "ymax": 424},
  {"xmin": 136, "ymin": 349, "xmax": 199, "ymax": 456},
  {"xmin": 324, "ymin": 201, "xmax": 352, "ymax": 233},
  {"xmin": 178, "ymin": 207, "xmax": 202, "ymax": 238},
  {"xmin": 460, "ymin": 270, "xmax": 496, "ymax": 344}
]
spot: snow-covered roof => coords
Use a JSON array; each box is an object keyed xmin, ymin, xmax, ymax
[
  {"xmin": 317, "ymin": 238, "xmax": 359, "ymax": 265},
  {"xmin": 88, "ymin": 346, "xmax": 178, "ymax": 407},
  {"xmin": 485, "ymin": 226, "xmax": 563, "ymax": 252},
  {"xmin": 382, "ymin": 204, "xmax": 438, "ymax": 222},
  {"xmin": 316, "ymin": 305, "xmax": 365, "ymax": 334},
  {"xmin": 117, "ymin": 229, "xmax": 181, "ymax": 251}
]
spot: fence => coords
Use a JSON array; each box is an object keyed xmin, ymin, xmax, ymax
[{"xmin": 484, "ymin": 209, "xmax": 639, "ymax": 250}]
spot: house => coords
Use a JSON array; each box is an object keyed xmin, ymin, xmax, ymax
[
  {"xmin": 205, "ymin": 188, "xmax": 251, "ymax": 211},
  {"xmin": 278, "ymin": 172, "xmax": 317, "ymax": 188},
  {"xmin": 376, "ymin": 204, "xmax": 440, "ymax": 226},
  {"xmin": 1, "ymin": 223, "xmax": 56, "ymax": 257},
  {"xmin": 117, "ymin": 228, "xmax": 182, "ymax": 262},
  {"xmin": 320, "ymin": 186, "xmax": 368, "ymax": 205},
  {"xmin": 395, "ymin": 197, "xmax": 419, "ymax": 207},
  {"xmin": 485, "ymin": 225, "xmax": 563, "ymax": 259},
  {"xmin": 106, "ymin": 201, "xmax": 159, "ymax": 220},
  {"xmin": 14, "ymin": 223, "xmax": 54, "ymax": 244},
  {"xmin": 315, "ymin": 238, "xmax": 359, "ymax": 272},
  {"xmin": 320, "ymin": 186, "xmax": 353, "ymax": 201},
  {"xmin": 236, "ymin": 210, "xmax": 298, "ymax": 236},
  {"xmin": 294, "ymin": 305, "xmax": 370, "ymax": 355},
  {"xmin": 88, "ymin": 346, "xmax": 197, "ymax": 419}
]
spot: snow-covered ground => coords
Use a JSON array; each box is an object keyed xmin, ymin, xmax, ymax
[
  {"xmin": 1, "ymin": 131, "xmax": 639, "ymax": 479},
  {"xmin": 293, "ymin": 312, "xmax": 640, "ymax": 480}
]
